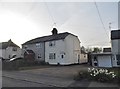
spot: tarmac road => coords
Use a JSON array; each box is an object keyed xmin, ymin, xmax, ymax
[{"xmin": 2, "ymin": 64, "xmax": 119, "ymax": 88}]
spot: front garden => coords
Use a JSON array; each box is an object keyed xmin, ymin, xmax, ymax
[
  {"xmin": 74, "ymin": 67, "xmax": 120, "ymax": 84},
  {"xmin": 2, "ymin": 59, "xmax": 47, "ymax": 70}
]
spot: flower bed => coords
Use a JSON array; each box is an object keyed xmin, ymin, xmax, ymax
[{"xmin": 74, "ymin": 68, "xmax": 120, "ymax": 83}]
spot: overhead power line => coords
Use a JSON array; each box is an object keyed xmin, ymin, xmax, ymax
[
  {"xmin": 44, "ymin": 1, "xmax": 56, "ymax": 28},
  {"xmin": 94, "ymin": 1, "xmax": 110, "ymax": 41}
]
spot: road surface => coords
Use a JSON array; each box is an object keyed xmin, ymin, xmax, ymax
[{"xmin": 2, "ymin": 64, "xmax": 119, "ymax": 88}]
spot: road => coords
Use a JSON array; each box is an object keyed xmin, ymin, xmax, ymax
[
  {"xmin": 3, "ymin": 76, "xmax": 50, "ymax": 87},
  {"xmin": 2, "ymin": 64, "xmax": 119, "ymax": 88},
  {"xmin": 2, "ymin": 64, "xmax": 90, "ymax": 87}
]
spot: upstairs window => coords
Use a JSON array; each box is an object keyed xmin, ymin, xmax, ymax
[
  {"xmin": 49, "ymin": 53, "xmax": 56, "ymax": 60},
  {"xmin": 36, "ymin": 43, "xmax": 41, "ymax": 48},
  {"xmin": 49, "ymin": 41, "xmax": 55, "ymax": 47}
]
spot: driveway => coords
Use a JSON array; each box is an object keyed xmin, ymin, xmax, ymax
[
  {"xmin": 2, "ymin": 64, "xmax": 119, "ymax": 87},
  {"xmin": 2, "ymin": 64, "xmax": 90, "ymax": 87}
]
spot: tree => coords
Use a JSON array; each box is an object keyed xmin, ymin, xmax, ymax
[
  {"xmin": 92, "ymin": 47, "xmax": 102, "ymax": 53},
  {"xmin": 86, "ymin": 47, "xmax": 92, "ymax": 53}
]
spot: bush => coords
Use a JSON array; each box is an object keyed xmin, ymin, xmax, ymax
[{"xmin": 75, "ymin": 68, "xmax": 118, "ymax": 83}]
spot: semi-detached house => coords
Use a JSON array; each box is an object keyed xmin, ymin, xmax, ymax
[
  {"xmin": 22, "ymin": 28, "xmax": 81, "ymax": 65},
  {"xmin": 0, "ymin": 39, "xmax": 21, "ymax": 60}
]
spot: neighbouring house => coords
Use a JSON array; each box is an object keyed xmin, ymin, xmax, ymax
[
  {"xmin": 80, "ymin": 50, "xmax": 88, "ymax": 63},
  {"xmin": 22, "ymin": 37, "xmax": 46, "ymax": 62},
  {"xmin": 91, "ymin": 29, "xmax": 120, "ymax": 68},
  {"xmin": 0, "ymin": 39, "xmax": 21, "ymax": 60},
  {"xmin": 22, "ymin": 28, "xmax": 81, "ymax": 65},
  {"xmin": 111, "ymin": 30, "xmax": 120, "ymax": 67},
  {"xmin": 91, "ymin": 48, "xmax": 112, "ymax": 68},
  {"xmin": 22, "ymin": 41, "xmax": 45, "ymax": 62}
]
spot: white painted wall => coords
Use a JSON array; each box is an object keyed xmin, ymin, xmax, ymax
[
  {"xmin": 45, "ymin": 39, "xmax": 66, "ymax": 65},
  {"xmin": 97, "ymin": 55, "xmax": 112, "ymax": 67},
  {"xmin": 111, "ymin": 54, "xmax": 118, "ymax": 67},
  {"xmin": 0, "ymin": 47, "xmax": 22, "ymax": 59},
  {"xmin": 112, "ymin": 40, "xmax": 119, "ymax": 54},
  {"xmin": 80, "ymin": 54, "xmax": 88, "ymax": 63},
  {"xmin": 45, "ymin": 34, "xmax": 80, "ymax": 65},
  {"xmin": 65, "ymin": 35, "xmax": 80, "ymax": 64},
  {"xmin": 111, "ymin": 39, "xmax": 120, "ymax": 67}
]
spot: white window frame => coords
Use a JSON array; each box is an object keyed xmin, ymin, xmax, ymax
[
  {"xmin": 49, "ymin": 53, "xmax": 56, "ymax": 60},
  {"xmin": 49, "ymin": 41, "xmax": 55, "ymax": 47},
  {"xmin": 36, "ymin": 43, "xmax": 41, "ymax": 48}
]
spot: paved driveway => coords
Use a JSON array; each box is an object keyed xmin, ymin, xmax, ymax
[
  {"xmin": 2, "ymin": 64, "xmax": 91, "ymax": 87},
  {"xmin": 19, "ymin": 64, "xmax": 90, "ymax": 79}
]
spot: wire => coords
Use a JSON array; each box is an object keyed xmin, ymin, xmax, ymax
[
  {"xmin": 94, "ymin": 1, "xmax": 110, "ymax": 41},
  {"xmin": 44, "ymin": 1, "xmax": 56, "ymax": 27}
]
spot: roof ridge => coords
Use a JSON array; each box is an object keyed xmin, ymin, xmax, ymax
[
  {"xmin": 0, "ymin": 40, "xmax": 20, "ymax": 49},
  {"xmin": 22, "ymin": 32, "xmax": 73, "ymax": 45}
]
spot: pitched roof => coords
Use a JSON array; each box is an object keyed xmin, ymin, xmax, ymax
[
  {"xmin": 0, "ymin": 39, "xmax": 20, "ymax": 49},
  {"xmin": 22, "ymin": 32, "xmax": 77, "ymax": 45}
]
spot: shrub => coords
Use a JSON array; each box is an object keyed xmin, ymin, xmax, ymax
[
  {"xmin": 88, "ymin": 68, "xmax": 117, "ymax": 83},
  {"xmin": 75, "ymin": 68, "xmax": 118, "ymax": 83}
]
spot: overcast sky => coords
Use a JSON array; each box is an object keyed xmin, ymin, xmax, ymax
[{"xmin": 0, "ymin": 1, "xmax": 118, "ymax": 48}]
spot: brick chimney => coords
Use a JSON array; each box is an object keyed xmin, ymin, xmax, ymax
[{"xmin": 52, "ymin": 28, "xmax": 58, "ymax": 35}]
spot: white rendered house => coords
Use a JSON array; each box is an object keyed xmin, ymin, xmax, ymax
[
  {"xmin": 45, "ymin": 28, "xmax": 81, "ymax": 65},
  {"xmin": 111, "ymin": 30, "xmax": 120, "ymax": 67},
  {"xmin": 22, "ymin": 28, "xmax": 81, "ymax": 65},
  {"xmin": 0, "ymin": 39, "xmax": 21, "ymax": 60}
]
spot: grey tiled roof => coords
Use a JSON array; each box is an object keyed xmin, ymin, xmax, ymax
[
  {"xmin": 0, "ymin": 39, "xmax": 20, "ymax": 49},
  {"xmin": 22, "ymin": 32, "xmax": 77, "ymax": 45}
]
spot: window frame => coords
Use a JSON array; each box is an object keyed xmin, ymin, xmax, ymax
[
  {"xmin": 49, "ymin": 41, "xmax": 55, "ymax": 47},
  {"xmin": 49, "ymin": 53, "xmax": 56, "ymax": 60},
  {"xmin": 36, "ymin": 43, "xmax": 42, "ymax": 48}
]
